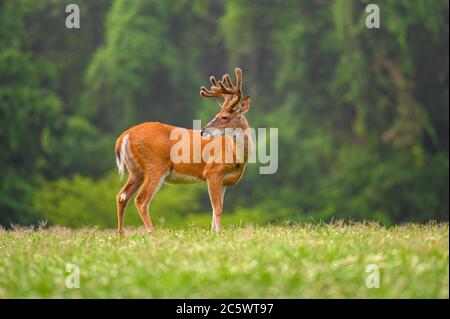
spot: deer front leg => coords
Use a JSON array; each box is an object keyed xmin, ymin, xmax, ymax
[
  {"xmin": 211, "ymin": 187, "xmax": 227, "ymax": 231},
  {"xmin": 207, "ymin": 177, "xmax": 225, "ymax": 233}
]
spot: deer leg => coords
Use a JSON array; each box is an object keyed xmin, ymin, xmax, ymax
[
  {"xmin": 116, "ymin": 175, "xmax": 142, "ymax": 236},
  {"xmin": 207, "ymin": 177, "xmax": 225, "ymax": 233},
  {"xmin": 211, "ymin": 186, "xmax": 226, "ymax": 231},
  {"xmin": 134, "ymin": 173, "xmax": 166, "ymax": 234}
]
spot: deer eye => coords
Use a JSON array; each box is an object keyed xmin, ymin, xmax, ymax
[{"xmin": 221, "ymin": 116, "xmax": 228, "ymax": 120}]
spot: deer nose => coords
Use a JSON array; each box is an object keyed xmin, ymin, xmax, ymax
[{"xmin": 201, "ymin": 128, "xmax": 211, "ymax": 137}]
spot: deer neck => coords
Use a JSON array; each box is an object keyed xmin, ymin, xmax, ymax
[{"xmin": 231, "ymin": 116, "xmax": 252, "ymax": 165}]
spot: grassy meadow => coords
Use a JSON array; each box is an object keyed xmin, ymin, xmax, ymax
[{"xmin": 0, "ymin": 222, "xmax": 448, "ymax": 298}]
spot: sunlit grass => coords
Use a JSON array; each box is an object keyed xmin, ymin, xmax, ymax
[{"xmin": 0, "ymin": 222, "xmax": 448, "ymax": 298}]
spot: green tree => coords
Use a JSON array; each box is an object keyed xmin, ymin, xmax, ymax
[{"xmin": 0, "ymin": 1, "xmax": 62, "ymax": 224}]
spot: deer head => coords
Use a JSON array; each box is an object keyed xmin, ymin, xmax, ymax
[{"xmin": 200, "ymin": 67, "xmax": 251, "ymax": 137}]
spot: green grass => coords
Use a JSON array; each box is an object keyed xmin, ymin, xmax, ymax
[{"xmin": 0, "ymin": 222, "xmax": 448, "ymax": 298}]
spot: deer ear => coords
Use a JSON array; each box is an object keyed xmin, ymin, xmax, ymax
[{"xmin": 238, "ymin": 96, "xmax": 251, "ymax": 113}]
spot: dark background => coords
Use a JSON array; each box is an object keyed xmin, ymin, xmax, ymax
[{"xmin": 0, "ymin": 0, "xmax": 448, "ymax": 227}]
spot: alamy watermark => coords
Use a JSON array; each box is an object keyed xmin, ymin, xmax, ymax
[
  {"xmin": 65, "ymin": 3, "xmax": 380, "ymax": 30},
  {"xmin": 65, "ymin": 263, "xmax": 80, "ymax": 289},
  {"xmin": 170, "ymin": 120, "xmax": 278, "ymax": 174},
  {"xmin": 65, "ymin": 4, "xmax": 80, "ymax": 29},
  {"xmin": 365, "ymin": 4, "xmax": 380, "ymax": 29},
  {"xmin": 365, "ymin": 264, "xmax": 380, "ymax": 288}
]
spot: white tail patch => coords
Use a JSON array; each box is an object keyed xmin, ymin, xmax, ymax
[{"xmin": 116, "ymin": 134, "xmax": 129, "ymax": 180}]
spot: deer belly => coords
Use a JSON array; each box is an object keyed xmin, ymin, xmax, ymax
[{"xmin": 165, "ymin": 170, "xmax": 204, "ymax": 184}]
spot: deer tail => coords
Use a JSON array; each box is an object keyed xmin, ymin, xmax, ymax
[{"xmin": 115, "ymin": 134, "xmax": 130, "ymax": 180}]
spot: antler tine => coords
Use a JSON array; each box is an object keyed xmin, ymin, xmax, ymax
[
  {"xmin": 200, "ymin": 74, "xmax": 224, "ymax": 98},
  {"xmin": 221, "ymin": 74, "xmax": 228, "ymax": 86},
  {"xmin": 200, "ymin": 86, "xmax": 218, "ymax": 97},
  {"xmin": 235, "ymin": 67, "xmax": 242, "ymax": 92},
  {"xmin": 223, "ymin": 74, "xmax": 233, "ymax": 88},
  {"xmin": 210, "ymin": 76, "xmax": 219, "ymax": 88},
  {"xmin": 218, "ymin": 80, "xmax": 230, "ymax": 92},
  {"xmin": 218, "ymin": 72, "xmax": 240, "ymax": 95},
  {"xmin": 224, "ymin": 68, "xmax": 243, "ymax": 111}
]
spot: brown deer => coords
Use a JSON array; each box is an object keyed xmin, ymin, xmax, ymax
[{"xmin": 115, "ymin": 67, "xmax": 252, "ymax": 235}]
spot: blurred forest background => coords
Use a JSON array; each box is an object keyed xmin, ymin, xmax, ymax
[{"xmin": 0, "ymin": 0, "xmax": 448, "ymax": 227}]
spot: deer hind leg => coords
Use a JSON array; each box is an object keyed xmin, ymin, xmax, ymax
[
  {"xmin": 134, "ymin": 171, "xmax": 167, "ymax": 234},
  {"xmin": 116, "ymin": 173, "xmax": 143, "ymax": 236}
]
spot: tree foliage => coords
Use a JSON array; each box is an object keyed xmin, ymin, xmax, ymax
[{"xmin": 0, "ymin": 0, "xmax": 448, "ymax": 226}]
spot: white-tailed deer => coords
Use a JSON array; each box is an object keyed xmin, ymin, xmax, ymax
[{"xmin": 115, "ymin": 67, "xmax": 252, "ymax": 235}]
